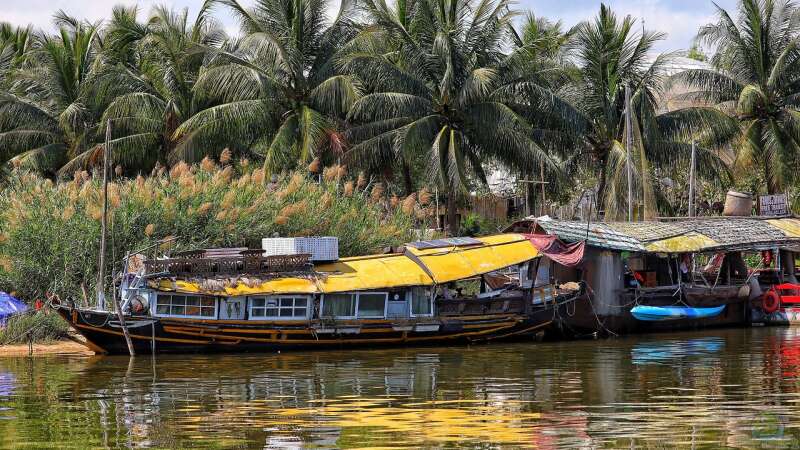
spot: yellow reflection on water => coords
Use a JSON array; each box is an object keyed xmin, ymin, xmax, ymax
[{"xmin": 189, "ymin": 397, "xmax": 544, "ymax": 447}]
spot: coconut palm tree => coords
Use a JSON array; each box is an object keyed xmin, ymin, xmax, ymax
[
  {"xmin": 547, "ymin": 4, "xmax": 732, "ymax": 219},
  {"xmin": 511, "ymin": 13, "xmax": 573, "ymax": 60},
  {"xmin": 174, "ymin": 0, "xmax": 362, "ymax": 172},
  {"xmin": 344, "ymin": 0, "xmax": 553, "ymax": 234},
  {"xmin": 507, "ymin": 13, "xmax": 577, "ymax": 214},
  {"xmin": 0, "ymin": 23, "xmax": 33, "ymax": 83},
  {"xmin": 0, "ymin": 13, "xmax": 103, "ymax": 175},
  {"xmin": 673, "ymin": 0, "xmax": 800, "ymax": 194},
  {"xmin": 59, "ymin": 4, "xmax": 227, "ymax": 174}
]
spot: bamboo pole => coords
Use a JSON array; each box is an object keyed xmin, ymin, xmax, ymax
[
  {"xmin": 97, "ymin": 124, "xmax": 109, "ymax": 310},
  {"xmin": 100, "ymin": 120, "xmax": 135, "ymax": 356},
  {"xmin": 539, "ymin": 161, "xmax": 546, "ymax": 216}
]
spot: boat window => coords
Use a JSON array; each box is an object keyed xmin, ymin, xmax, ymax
[
  {"xmin": 322, "ymin": 293, "xmax": 356, "ymax": 318},
  {"xmin": 321, "ymin": 292, "xmax": 388, "ymax": 319},
  {"xmin": 358, "ymin": 293, "xmax": 387, "ymax": 318},
  {"xmin": 155, "ymin": 294, "xmax": 216, "ymax": 318},
  {"xmin": 250, "ymin": 296, "xmax": 309, "ymax": 319},
  {"xmin": 410, "ymin": 288, "xmax": 433, "ymax": 316},
  {"xmin": 535, "ymin": 259, "xmax": 551, "ymax": 287}
]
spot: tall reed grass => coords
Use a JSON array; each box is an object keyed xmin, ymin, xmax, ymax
[{"xmin": 0, "ymin": 160, "xmax": 419, "ymax": 303}]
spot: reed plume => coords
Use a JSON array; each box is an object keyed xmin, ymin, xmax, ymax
[
  {"xmin": 308, "ymin": 157, "xmax": 321, "ymax": 174},
  {"xmin": 402, "ymin": 194, "xmax": 417, "ymax": 214},
  {"xmin": 200, "ymin": 156, "xmax": 216, "ymax": 172},
  {"xmin": 419, "ymin": 188, "xmax": 432, "ymax": 205},
  {"xmin": 220, "ymin": 148, "xmax": 232, "ymax": 165}
]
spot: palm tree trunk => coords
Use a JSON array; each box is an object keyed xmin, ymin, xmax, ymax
[
  {"xmin": 526, "ymin": 178, "xmax": 536, "ymax": 216},
  {"xmin": 401, "ymin": 159, "xmax": 414, "ymax": 196},
  {"xmin": 446, "ymin": 192, "xmax": 459, "ymax": 236},
  {"xmin": 596, "ymin": 153, "xmax": 608, "ymax": 217},
  {"xmin": 766, "ymin": 159, "xmax": 777, "ymax": 194}
]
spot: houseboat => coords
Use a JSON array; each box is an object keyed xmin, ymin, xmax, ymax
[
  {"xmin": 54, "ymin": 234, "xmax": 586, "ymax": 354},
  {"xmin": 507, "ymin": 216, "xmax": 800, "ymax": 335}
]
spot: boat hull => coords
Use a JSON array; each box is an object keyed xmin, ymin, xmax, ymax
[
  {"xmin": 56, "ymin": 304, "xmax": 565, "ymax": 355},
  {"xmin": 752, "ymin": 307, "xmax": 800, "ymax": 326}
]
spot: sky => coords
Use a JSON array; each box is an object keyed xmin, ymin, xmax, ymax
[{"xmin": 3, "ymin": 0, "xmax": 740, "ymax": 53}]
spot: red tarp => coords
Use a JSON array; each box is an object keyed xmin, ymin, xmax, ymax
[{"xmin": 524, "ymin": 234, "xmax": 585, "ymax": 267}]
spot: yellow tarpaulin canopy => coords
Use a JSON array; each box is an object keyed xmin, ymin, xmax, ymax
[
  {"xmin": 316, "ymin": 254, "xmax": 434, "ymax": 292},
  {"xmin": 148, "ymin": 233, "xmax": 539, "ymax": 296},
  {"xmin": 405, "ymin": 234, "xmax": 539, "ymax": 284}
]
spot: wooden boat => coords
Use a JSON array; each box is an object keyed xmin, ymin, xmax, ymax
[
  {"xmin": 683, "ymin": 285, "xmax": 745, "ymax": 306},
  {"xmin": 630, "ymin": 305, "xmax": 726, "ymax": 321},
  {"xmin": 54, "ymin": 234, "xmax": 585, "ymax": 354}
]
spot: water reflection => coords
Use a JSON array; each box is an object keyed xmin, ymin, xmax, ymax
[
  {"xmin": 0, "ymin": 328, "xmax": 800, "ymax": 448},
  {"xmin": 631, "ymin": 337, "xmax": 724, "ymax": 366},
  {"xmin": 0, "ymin": 372, "xmax": 14, "ymax": 397}
]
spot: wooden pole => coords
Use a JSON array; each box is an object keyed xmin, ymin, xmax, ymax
[
  {"xmin": 100, "ymin": 120, "xmax": 135, "ymax": 356},
  {"xmin": 625, "ymin": 84, "xmax": 633, "ymax": 222},
  {"xmin": 97, "ymin": 123, "xmax": 110, "ymax": 310},
  {"xmin": 539, "ymin": 161, "xmax": 546, "ymax": 216},
  {"xmin": 688, "ymin": 140, "xmax": 696, "ymax": 217},
  {"xmin": 434, "ymin": 186, "xmax": 440, "ymax": 230}
]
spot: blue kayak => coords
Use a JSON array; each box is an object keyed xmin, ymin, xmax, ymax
[{"xmin": 630, "ymin": 305, "xmax": 725, "ymax": 321}]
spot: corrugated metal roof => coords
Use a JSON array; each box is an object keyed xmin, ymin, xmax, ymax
[
  {"xmin": 532, "ymin": 220, "xmax": 644, "ymax": 252},
  {"xmin": 517, "ymin": 216, "xmax": 800, "ymax": 253}
]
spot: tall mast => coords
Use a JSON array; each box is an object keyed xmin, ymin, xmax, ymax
[
  {"xmin": 99, "ymin": 120, "xmax": 135, "ymax": 356},
  {"xmin": 97, "ymin": 122, "xmax": 110, "ymax": 310}
]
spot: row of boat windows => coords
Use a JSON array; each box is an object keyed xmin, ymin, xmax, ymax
[
  {"xmin": 154, "ymin": 295, "xmax": 216, "ymax": 317},
  {"xmin": 251, "ymin": 297, "xmax": 308, "ymax": 318},
  {"xmin": 153, "ymin": 289, "xmax": 433, "ymax": 320}
]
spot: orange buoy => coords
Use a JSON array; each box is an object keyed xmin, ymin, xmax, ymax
[{"xmin": 763, "ymin": 289, "xmax": 781, "ymax": 314}]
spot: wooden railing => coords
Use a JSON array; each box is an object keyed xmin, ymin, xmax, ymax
[{"xmin": 144, "ymin": 253, "xmax": 312, "ymax": 277}]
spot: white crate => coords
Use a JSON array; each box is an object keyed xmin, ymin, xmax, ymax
[{"xmin": 262, "ymin": 237, "xmax": 339, "ymax": 261}]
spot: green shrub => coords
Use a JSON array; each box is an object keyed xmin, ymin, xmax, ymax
[
  {"xmin": 459, "ymin": 213, "xmax": 502, "ymax": 237},
  {"xmin": 0, "ymin": 312, "xmax": 69, "ymax": 344},
  {"xmin": 0, "ymin": 161, "xmax": 419, "ymax": 302}
]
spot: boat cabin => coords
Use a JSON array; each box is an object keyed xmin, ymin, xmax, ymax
[{"xmin": 121, "ymin": 234, "xmax": 554, "ymax": 324}]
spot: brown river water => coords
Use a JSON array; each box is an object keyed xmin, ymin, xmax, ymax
[{"xmin": 1, "ymin": 327, "xmax": 800, "ymax": 448}]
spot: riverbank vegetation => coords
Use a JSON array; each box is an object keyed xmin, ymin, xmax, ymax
[
  {"xmin": 0, "ymin": 313, "xmax": 69, "ymax": 345},
  {"xmin": 0, "ymin": 0, "xmax": 797, "ymax": 307},
  {"xmin": 0, "ymin": 160, "xmax": 419, "ymax": 302}
]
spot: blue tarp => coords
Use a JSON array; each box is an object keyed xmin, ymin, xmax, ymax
[{"xmin": 0, "ymin": 292, "xmax": 27, "ymax": 324}]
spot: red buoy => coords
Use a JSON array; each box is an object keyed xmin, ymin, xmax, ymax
[{"xmin": 763, "ymin": 289, "xmax": 781, "ymax": 314}]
